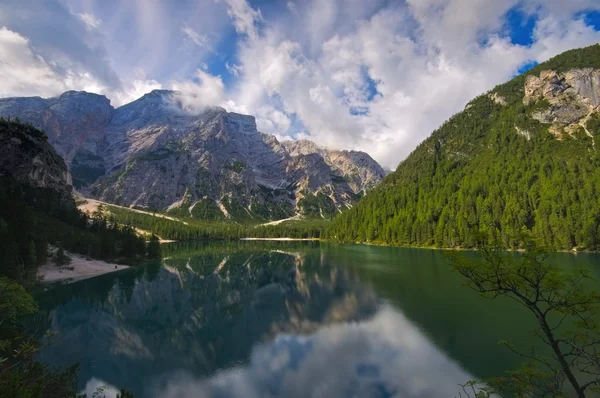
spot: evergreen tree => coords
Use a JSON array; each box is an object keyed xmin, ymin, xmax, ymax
[
  {"xmin": 327, "ymin": 44, "xmax": 600, "ymax": 251},
  {"xmin": 147, "ymin": 234, "xmax": 162, "ymax": 260},
  {"xmin": 53, "ymin": 246, "xmax": 71, "ymax": 267}
]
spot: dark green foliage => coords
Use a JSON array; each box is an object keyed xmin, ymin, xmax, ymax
[
  {"xmin": 450, "ymin": 233, "xmax": 600, "ymax": 397},
  {"xmin": 527, "ymin": 43, "xmax": 600, "ymax": 73},
  {"xmin": 0, "ymin": 121, "xmax": 149, "ymax": 281},
  {"xmin": 105, "ymin": 205, "xmax": 246, "ymax": 240},
  {"xmin": 328, "ymin": 44, "xmax": 600, "ymax": 251},
  {"xmin": 222, "ymin": 196, "xmax": 261, "ymax": 222},
  {"xmin": 105, "ymin": 204, "xmax": 327, "ymax": 240},
  {"xmin": 166, "ymin": 197, "xmax": 228, "ymax": 221},
  {"xmin": 117, "ymin": 389, "xmax": 135, "ymax": 398},
  {"xmin": 134, "ymin": 148, "xmax": 177, "ymax": 161},
  {"xmin": 147, "ymin": 234, "xmax": 162, "ymax": 259},
  {"xmin": 0, "ymin": 174, "xmax": 149, "ymax": 281},
  {"xmin": 587, "ymin": 112, "xmax": 600, "ymax": 136},
  {"xmin": 0, "ymin": 277, "xmax": 82, "ymax": 398},
  {"xmin": 190, "ymin": 198, "xmax": 226, "ymax": 220},
  {"xmin": 251, "ymin": 220, "xmax": 327, "ymax": 239},
  {"xmin": 298, "ymin": 192, "xmax": 338, "ymax": 220},
  {"xmin": 0, "ymin": 120, "xmax": 138, "ymax": 397},
  {"xmin": 70, "ymin": 151, "xmax": 105, "ymax": 188},
  {"xmin": 53, "ymin": 246, "xmax": 72, "ymax": 267},
  {"xmin": 225, "ymin": 160, "xmax": 247, "ymax": 173}
]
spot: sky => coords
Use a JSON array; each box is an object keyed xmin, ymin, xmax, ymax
[{"xmin": 1, "ymin": 1, "xmax": 600, "ymax": 169}]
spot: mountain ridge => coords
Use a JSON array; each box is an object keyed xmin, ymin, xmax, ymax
[
  {"xmin": 327, "ymin": 44, "xmax": 600, "ymax": 251},
  {"xmin": 0, "ymin": 89, "xmax": 385, "ymax": 222}
]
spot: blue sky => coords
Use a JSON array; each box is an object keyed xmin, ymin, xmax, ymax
[{"xmin": 0, "ymin": 0, "xmax": 599, "ymax": 168}]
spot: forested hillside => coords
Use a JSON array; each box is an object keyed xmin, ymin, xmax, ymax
[
  {"xmin": 0, "ymin": 119, "xmax": 150, "ymax": 396},
  {"xmin": 0, "ymin": 120, "xmax": 154, "ymax": 282},
  {"xmin": 327, "ymin": 44, "xmax": 600, "ymax": 251},
  {"xmin": 104, "ymin": 205, "xmax": 326, "ymax": 240}
]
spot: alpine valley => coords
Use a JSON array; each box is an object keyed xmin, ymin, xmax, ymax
[{"xmin": 0, "ymin": 90, "xmax": 385, "ymax": 222}]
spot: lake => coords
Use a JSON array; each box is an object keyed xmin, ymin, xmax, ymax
[{"xmin": 35, "ymin": 241, "xmax": 600, "ymax": 397}]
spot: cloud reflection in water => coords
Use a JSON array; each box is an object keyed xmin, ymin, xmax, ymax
[{"xmin": 153, "ymin": 306, "xmax": 474, "ymax": 398}]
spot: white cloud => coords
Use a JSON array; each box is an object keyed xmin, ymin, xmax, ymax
[
  {"xmin": 151, "ymin": 307, "xmax": 476, "ymax": 398},
  {"xmin": 171, "ymin": 69, "xmax": 225, "ymax": 114},
  {"xmin": 182, "ymin": 25, "xmax": 209, "ymax": 48},
  {"xmin": 222, "ymin": 0, "xmax": 263, "ymax": 39},
  {"xmin": 0, "ymin": 26, "xmax": 105, "ymax": 98},
  {"xmin": 111, "ymin": 78, "xmax": 163, "ymax": 106},
  {"xmin": 0, "ymin": 26, "xmax": 163, "ymax": 107},
  {"xmin": 287, "ymin": 1, "xmax": 299, "ymax": 15},
  {"xmin": 221, "ymin": 0, "xmax": 600, "ymax": 169},
  {"xmin": 77, "ymin": 12, "xmax": 102, "ymax": 30},
  {"xmin": 225, "ymin": 61, "xmax": 242, "ymax": 76},
  {"xmin": 1, "ymin": 0, "xmax": 600, "ymax": 169}
]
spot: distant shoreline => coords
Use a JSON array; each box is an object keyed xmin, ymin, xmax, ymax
[{"xmin": 240, "ymin": 237, "xmax": 320, "ymax": 241}]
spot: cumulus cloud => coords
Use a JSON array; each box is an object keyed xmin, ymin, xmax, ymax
[
  {"xmin": 0, "ymin": 27, "xmax": 105, "ymax": 98},
  {"xmin": 150, "ymin": 307, "xmax": 476, "ymax": 398},
  {"xmin": 222, "ymin": 0, "xmax": 263, "ymax": 39},
  {"xmin": 171, "ymin": 69, "xmax": 226, "ymax": 114},
  {"xmin": 1, "ymin": 0, "xmax": 600, "ymax": 168},
  {"xmin": 112, "ymin": 78, "xmax": 163, "ymax": 107},
  {"xmin": 220, "ymin": 0, "xmax": 600, "ymax": 169}
]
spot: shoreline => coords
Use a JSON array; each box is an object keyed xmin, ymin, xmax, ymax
[
  {"xmin": 37, "ymin": 253, "xmax": 129, "ymax": 284},
  {"xmin": 240, "ymin": 237, "xmax": 320, "ymax": 241}
]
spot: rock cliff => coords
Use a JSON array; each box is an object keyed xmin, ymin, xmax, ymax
[
  {"xmin": 0, "ymin": 90, "xmax": 385, "ymax": 220},
  {"xmin": 524, "ymin": 68, "xmax": 600, "ymax": 143},
  {"xmin": 0, "ymin": 120, "xmax": 73, "ymax": 203}
]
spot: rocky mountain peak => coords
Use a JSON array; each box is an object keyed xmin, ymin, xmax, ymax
[
  {"xmin": 282, "ymin": 139, "xmax": 323, "ymax": 157},
  {"xmin": 0, "ymin": 90, "xmax": 385, "ymax": 221}
]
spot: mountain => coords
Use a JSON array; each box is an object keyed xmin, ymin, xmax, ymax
[
  {"xmin": 0, "ymin": 119, "xmax": 73, "ymax": 204},
  {"xmin": 38, "ymin": 247, "xmax": 378, "ymax": 397},
  {"xmin": 0, "ymin": 90, "xmax": 385, "ymax": 221},
  {"xmin": 328, "ymin": 44, "xmax": 600, "ymax": 251},
  {"xmin": 0, "ymin": 120, "xmax": 149, "ymax": 281}
]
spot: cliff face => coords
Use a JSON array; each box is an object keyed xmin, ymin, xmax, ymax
[
  {"xmin": 524, "ymin": 68, "xmax": 600, "ymax": 143},
  {"xmin": 0, "ymin": 91, "xmax": 113, "ymax": 163},
  {"xmin": 0, "ymin": 90, "xmax": 385, "ymax": 221},
  {"xmin": 0, "ymin": 120, "xmax": 73, "ymax": 203}
]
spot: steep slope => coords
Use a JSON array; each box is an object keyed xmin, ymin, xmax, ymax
[
  {"xmin": 0, "ymin": 91, "xmax": 113, "ymax": 187},
  {"xmin": 0, "ymin": 119, "xmax": 73, "ymax": 203},
  {"xmin": 0, "ymin": 91, "xmax": 385, "ymax": 221},
  {"xmin": 0, "ymin": 120, "xmax": 148, "ymax": 281},
  {"xmin": 328, "ymin": 44, "xmax": 600, "ymax": 251}
]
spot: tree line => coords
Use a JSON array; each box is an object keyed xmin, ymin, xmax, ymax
[{"xmin": 326, "ymin": 44, "xmax": 600, "ymax": 251}]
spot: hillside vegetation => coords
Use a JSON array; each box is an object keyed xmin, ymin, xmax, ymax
[{"xmin": 327, "ymin": 44, "xmax": 600, "ymax": 251}]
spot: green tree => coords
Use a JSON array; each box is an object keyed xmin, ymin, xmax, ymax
[
  {"xmin": 0, "ymin": 277, "xmax": 81, "ymax": 397},
  {"xmin": 147, "ymin": 234, "xmax": 162, "ymax": 260},
  {"xmin": 53, "ymin": 246, "xmax": 72, "ymax": 267},
  {"xmin": 449, "ymin": 233, "xmax": 600, "ymax": 397}
]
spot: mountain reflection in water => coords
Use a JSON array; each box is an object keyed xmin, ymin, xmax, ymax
[{"xmin": 36, "ymin": 242, "xmax": 474, "ymax": 397}]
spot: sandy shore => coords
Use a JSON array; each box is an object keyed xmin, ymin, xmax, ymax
[{"xmin": 37, "ymin": 253, "xmax": 129, "ymax": 284}]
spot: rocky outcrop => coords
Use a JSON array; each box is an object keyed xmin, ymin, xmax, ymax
[
  {"xmin": 488, "ymin": 92, "xmax": 507, "ymax": 106},
  {"xmin": 0, "ymin": 91, "xmax": 113, "ymax": 163},
  {"xmin": 524, "ymin": 69, "xmax": 600, "ymax": 143},
  {"xmin": 0, "ymin": 120, "xmax": 73, "ymax": 203},
  {"xmin": 0, "ymin": 90, "xmax": 385, "ymax": 220}
]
